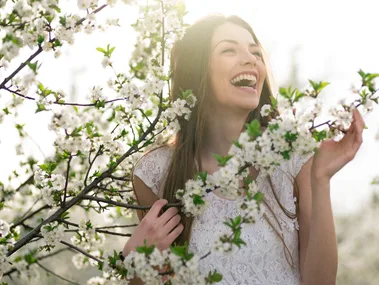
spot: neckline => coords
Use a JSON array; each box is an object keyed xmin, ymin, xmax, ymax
[{"xmin": 210, "ymin": 169, "xmax": 265, "ymax": 202}]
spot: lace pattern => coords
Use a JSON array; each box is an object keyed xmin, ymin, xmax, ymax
[{"xmin": 133, "ymin": 147, "xmax": 313, "ymax": 284}]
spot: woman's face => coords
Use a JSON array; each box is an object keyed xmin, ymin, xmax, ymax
[{"xmin": 209, "ymin": 22, "xmax": 266, "ymax": 114}]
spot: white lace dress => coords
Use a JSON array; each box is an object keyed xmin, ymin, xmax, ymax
[{"xmin": 134, "ymin": 147, "xmax": 312, "ymax": 285}]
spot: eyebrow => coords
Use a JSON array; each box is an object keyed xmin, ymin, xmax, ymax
[{"xmin": 214, "ymin": 39, "xmax": 259, "ymax": 49}]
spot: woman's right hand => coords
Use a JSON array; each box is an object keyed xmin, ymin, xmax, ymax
[{"xmin": 122, "ymin": 199, "xmax": 184, "ymax": 256}]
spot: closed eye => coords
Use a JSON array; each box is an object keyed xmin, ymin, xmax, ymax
[
  {"xmin": 222, "ymin": 48, "xmax": 236, "ymax": 53},
  {"xmin": 251, "ymin": 51, "xmax": 262, "ymax": 58}
]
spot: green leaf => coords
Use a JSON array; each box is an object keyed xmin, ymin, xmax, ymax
[
  {"xmin": 213, "ymin": 154, "xmax": 233, "ymax": 167},
  {"xmin": 37, "ymin": 34, "xmax": 44, "ymax": 45},
  {"xmin": 136, "ymin": 240, "xmax": 155, "ymax": 255},
  {"xmin": 96, "ymin": 47, "xmax": 106, "ymax": 54},
  {"xmin": 36, "ymin": 103, "xmax": 46, "ymax": 113},
  {"xmin": 59, "ymin": 16, "xmax": 66, "ymax": 26},
  {"xmin": 27, "ymin": 61, "xmax": 38, "ymax": 74},
  {"xmin": 233, "ymin": 140, "xmax": 243, "ymax": 149},
  {"xmin": 268, "ymin": 123, "xmax": 279, "ymax": 132},
  {"xmin": 270, "ymin": 95, "xmax": 278, "ymax": 109},
  {"xmin": 192, "ymin": 194, "xmax": 205, "ymax": 205},
  {"xmin": 38, "ymin": 162, "xmax": 57, "ymax": 174},
  {"xmin": 285, "ymin": 132, "xmax": 298, "ymax": 142},
  {"xmin": 253, "ymin": 191, "xmax": 264, "ymax": 203},
  {"xmin": 196, "ymin": 171, "xmax": 208, "ymax": 183},
  {"xmin": 60, "ymin": 212, "xmax": 70, "ymax": 220},
  {"xmin": 145, "ymin": 109, "xmax": 153, "ymax": 116},
  {"xmin": 170, "ymin": 243, "xmax": 194, "ymax": 260},
  {"xmin": 312, "ymin": 130, "xmax": 327, "ymax": 142},
  {"xmin": 281, "ymin": 151, "xmax": 291, "ymax": 160},
  {"xmin": 245, "ymin": 120, "xmax": 261, "ymax": 139},
  {"xmin": 207, "ymin": 270, "xmax": 223, "ymax": 283}
]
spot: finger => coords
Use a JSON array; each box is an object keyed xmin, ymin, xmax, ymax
[
  {"xmin": 158, "ymin": 206, "xmax": 179, "ymax": 226},
  {"xmin": 166, "ymin": 223, "xmax": 184, "ymax": 245},
  {"xmin": 353, "ymin": 109, "xmax": 365, "ymax": 132},
  {"xmin": 146, "ymin": 199, "xmax": 168, "ymax": 218},
  {"xmin": 161, "ymin": 214, "xmax": 181, "ymax": 236}
]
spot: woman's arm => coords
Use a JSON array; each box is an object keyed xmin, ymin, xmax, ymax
[
  {"xmin": 297, "ymin": 109, "xmax": 365, "ymax": 285},
  {"xmin": 123, "ymin": 176, "xmax": 183, "ymax": 284},
  {"xmin": 297, "ymin": 158, "xmax": 338, "ymax": 285}
]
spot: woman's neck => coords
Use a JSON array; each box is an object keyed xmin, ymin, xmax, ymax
[{"xmin": 200, "ymin": 107, "xmax": 248, "ymax": 165}]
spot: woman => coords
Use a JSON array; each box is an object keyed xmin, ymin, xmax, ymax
[{"xmin": 122, "ymin": 15, "xmax": 365, "ymax": 285}]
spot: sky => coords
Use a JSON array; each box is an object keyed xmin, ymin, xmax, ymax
[{"xmin": 0, "ymin": 0, "xmax": 378, "ymax": 215}]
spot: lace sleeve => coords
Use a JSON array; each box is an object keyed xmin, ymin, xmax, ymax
[
  {"xmin": 290, "ymin": 152, "xmax": 314, "ymax": 178},
  {"xmin": 133, "ymin": 147, "xmax": 173, "ymax": 196}
]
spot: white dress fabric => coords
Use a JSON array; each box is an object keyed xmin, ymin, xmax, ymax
[{"xmin": 134, "ymin": 147, "xmax": 312, "ymax": 285}]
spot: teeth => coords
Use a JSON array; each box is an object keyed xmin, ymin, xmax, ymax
[{"xmin": 231, "ymin": 74, "xmax": 257, "ymax": 85}]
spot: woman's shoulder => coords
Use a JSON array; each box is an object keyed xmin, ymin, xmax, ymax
[
  {"xmin": 277, "ymin": 152, "xmax": 313, "ymax": 179},
  {"xmin": 133, "ymin": 145, "xmax": 174, "ymax": 195}
]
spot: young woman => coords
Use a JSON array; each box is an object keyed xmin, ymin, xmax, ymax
[{"xmin": 122, "ymin": 15, "xmax": 365, "ymax": 285}]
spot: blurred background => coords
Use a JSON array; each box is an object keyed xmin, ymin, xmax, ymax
[{"xmin": 1, "ymin": 0, "xmax": 378, "ymax": 284}]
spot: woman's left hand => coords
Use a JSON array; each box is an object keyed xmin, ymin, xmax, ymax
[{"xmin": 311, "ymin": 108, "xmax": 365, "ymax": 183}]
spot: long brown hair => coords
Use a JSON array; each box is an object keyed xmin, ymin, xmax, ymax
[{"xmin": 161, "ymin": 14, "xmax": 274, "ymax": 245}]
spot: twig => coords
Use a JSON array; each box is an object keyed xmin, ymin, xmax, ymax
[
  {"xmin": 109, "ymin": 175, "xmax": 131, "ymax": 182},
  {"xmin": 36, "ymin": 261, "xmax": 81, "ymax": 285},
  {"xmin": 3, "ymin": 86, "xmax": 129, "ymax": 107},
  {"xmin": 84, "ymin": 146, "xmax": 103, "ymax": 187},
  {"xmin": 3, "ymin": 248, "xmax": 73, "ymax": 278},
  {"xmin": 62, "ymin": 155, "xmax": 73, "ymax": 206},
  {"xmin": 11, "ymin": 205, "xmax": 50, "ymax": 230},
  {"xmin": 7, "ymin": 89, "xmax": 164, "ymax": 258},
  {"xmin": 96, "ymin": 224, "xmax": 138, "ymax": 229},
  {"xmin": 60, "ymin": 240, "xmax": 101, "ymax": 263},
  {"xmin": 82, "ymin": 194, "xmax": 181, "ymax": 210},
  {"xmin": 0, "ymin": 4, "xmax": 108, "ymax": 90}
]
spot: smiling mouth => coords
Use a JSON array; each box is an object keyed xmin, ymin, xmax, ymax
[{"xmin": 230, "ymin": 74, "xmax": 257, "ymax": 89}]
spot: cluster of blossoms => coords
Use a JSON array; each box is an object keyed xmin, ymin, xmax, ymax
[
  {"xmin": 161, "ymin": 91, "xmax": 197, "ymax": 133},
  {"xmin": 34, "ymin": 168, "xmax": 66, "ymax": 206},
  {"xmin": 40, "ymin": 221, "xmax": 65, "ymax": 250},
  {"xmin": 177, "ymin": 79, "xmax": 378, "ymax": 218},
  {"xmin": 71, "ymin": 220, "xmax": 106, "ymax": 251},
  {"xmin": 100, "ymin": 245, "xmax": 219, "ymax": 285},
  {"xmin": 129, "ymin": 0, "xmax": 185, "ymax": 79}
]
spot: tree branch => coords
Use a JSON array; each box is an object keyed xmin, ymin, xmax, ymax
[
  {"xmin": 60, "ymin": 240, "xmax": 101, "ymax": 263},
  {"xmin": 62, "ymin": 155, "xmax": 73, "ymax": 206},
  {"xmin": 7, "ymin": 91, "xmax": 164, "ymax": 257},
  {"xmin": 82, "ymin": 194, "xmax": 181, "ymax": 210},
  {"xmin": 36, "ymin": 261, "xmax": 81, "ymax": 285}
]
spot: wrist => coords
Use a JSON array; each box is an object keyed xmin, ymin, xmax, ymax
[{"xmin": 122, "ymin": 240, "xmax": 136, "ymax": 257}]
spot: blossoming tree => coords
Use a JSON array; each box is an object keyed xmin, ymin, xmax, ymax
[{"xmin": 0, "ymin": 0, "xmax": 378, "ymax": 284}]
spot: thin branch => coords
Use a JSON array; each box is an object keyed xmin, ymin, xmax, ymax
[
  {"xmin": 3, "ymin": 248, "xmax": 73, "ymax": 278},
  {"xmin": 109, "ymin": 175, "xmax": 131, "ymax": 182},
  {"xmin": 95, "ymin": 229, "xmax": 131, "ymax": 237},
  {"xmin": 11, "ymin": 205, "xmax": 50, "ymax": 230},
  {"xmin": 62, "ymin": 155, "xmax": 73, "ymax": 206},
  {"xmin": 36, "ymin": 261, "xmax": 81, "ymax": 285},
  {"xmin": 96, "ymin": 224, "xmax": 138, "ymax": 229},
  {"xmin": 7, "ymin": 91, "xmax": 164, "ymax": 257},
  {"xmin": 0, "ymin": 4, "xmax": 108, "ymax": 90},
  {"xmin": 60, "ymin": 240, "xmax": 101, "ymax": 263},
  {"xmin": 64, "ymin": 228, "xmax": 132, "ymax": 237},
  {"xmin": 3, "ymin": 86, "xmax": 129, "ymax": 107},
  {"xmin": 82, "ymin": 194, "xmax": 181, "ymax": 210},
  {"xmin": 309, "ymin": 120, "xmax": 331, "ymax": 131},
  {"xmin": 14, "ymin": 199, "xmax": 40, "ymax": 224},
  {"xmin": 84, "ymin": 146, "xmax": 103, "ymax": 187}
]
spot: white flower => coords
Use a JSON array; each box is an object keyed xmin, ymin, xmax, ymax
[
  {"xmin": 260, "ymin": 104, "xmax": 272, "ymax": 117},
  {"xmin": 0, "ymin": 220, "xmax": 10, "ymax": 237},
  {"xmin": 40, "ymin": 222, "xmax": 65, "ymax": 248},
  {"xmin": 101, "ymin": 57, "xmax": 112, "ymax": 68}
]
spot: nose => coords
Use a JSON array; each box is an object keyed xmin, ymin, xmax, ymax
[{"xmin": 240, "ymin": 50, "xmax": 257, "ymax": 67}]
